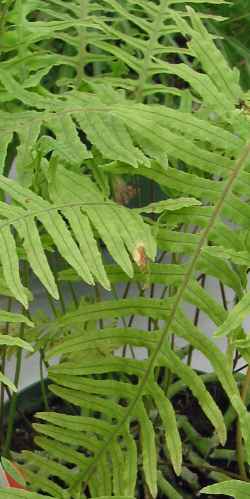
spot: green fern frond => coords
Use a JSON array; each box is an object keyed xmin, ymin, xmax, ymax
[
  {"xmin": 0, "ymin": 70, "xmax": 243, "ymax": 172},
  {"xmin": 202, "ymin": 480, "xmax": 250, "ymax": 498},
  {"xmin": 36, "ymin": 139, "xmax": 250, "ymax": 497},
  {"xmin": 0, "ymin": 169, "xmax": 155, "ymax": 304},
  {"xmin": 0, "ymin": 315, "xmax": 33, "ymax": 391},
  {"xmin": 26, "ymin": 310, "xmax": 234, "ymax": 495},
  {"xmin": 0, "ymin": 0, "xmax": 225, "ymax": 102},
  {"xmin": 43, "ymin": 302, "xmax": 242, "ymax": 420}
]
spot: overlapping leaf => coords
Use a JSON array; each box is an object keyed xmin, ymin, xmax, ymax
[
  {"xmin": 202, "ymin": 480, "xmax": 250, "ymax": 498},
  {"xmin": 0, "ymin": 169, "xmax": 155, "ymax": 304}
]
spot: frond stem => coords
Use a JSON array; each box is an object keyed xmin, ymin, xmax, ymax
[
  {"xmin": 70, "ymin": 143, "xmax": 250, "ymax": 494},
  {"xmin": 0, "ymin": 297, "xmax": 12, "ymax": 447},
  {"xmin": 0, "ymin": 200, "xmax": 137, "ymax": 232},
  {"xmin": 76, "ymin": 0, "xmax": 89, "ymax": 85},
  {"xmin": 236, "ymin": 365, "xmax": 250, "ymax": 480},
  {"xmin": 39, "ymin": 352, "xmax": 49, "ymax": 412}
]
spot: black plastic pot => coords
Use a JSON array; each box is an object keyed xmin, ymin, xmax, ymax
[
  {"xmin": 4, "ymin": 379, "xmax": 51, "ymax": 423},
  {"xmin": 4, "ymin": 376, "xmax": 232, "ymax": 498}
]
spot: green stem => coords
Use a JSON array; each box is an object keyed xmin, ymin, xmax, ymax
[
  {"xmin": 162, "ymin": 255, "xmax": 178, "ymax": 391},
  {"xmin": 168, "ymin": 372, "xmax": 217, "ymax": 399},
  {"xmin": 3, "ymin": 263, "xmax": 30, "ymax": 456},
  {"xmin": 46, "ymin": 290, "xmax": 59, "ymax": 317},
  {"xmin": 57, "ymin": 282, "xmax": 66, "ymax": 314},
  {"xmin": 76, "ymin": 0, "xmax": 89, "ymax": 85},
  {"xmin": 0, "ymin": 297, "xmax": 12, "ymax": 446},
  {"xmin": 187, "ymin": 449, "xmax": 244, "ymax": 481},
  {"xmin": 187, "ymin": 273, "xmax": 206, "ymax": 366},
  {"xmin": 219, "ymin": 281, "xmax": 228, "ymax": 310},
  {"xmin": 3, "ymin": 322, "xmax": 25, "ymax": 456},
  {"xmin": 220, "ymin": 281, "xmax": 235, "ymax": 368},
  {"xmin": 71, "ymin": 142, "xmax": 250, "ymax": 494},
  {"xmin": 95, "ymin": 283, "xmax": 103, "ymax": 329},
  {"xmin": 211, "ymin": 448, "xmax": 245, "ymax": 463},
  {"xmin": 127, "ymin": 283, "xmax": 145, "ymax": 328},
  {"xmin": 157, "ymin": 471, "xmax": 182, "ymax": 499},
  {"xmin": 236, "ymin": 365, "xmax": 250, "ymax": 480},
  {"xmin": 111, "ymin": 285, "xmax": 135, "ymax": 359},
  {"xmin": 68, "ymin": 282, "xmax": 79, "ymax": 308},
  {"xmin": 148, "ymin": 283, "xmax": 155, "ymax": 331},
  {"xmin": 40, "ymin": 352, "xmax": 49, "ymax": 412},
  {"xmin": 52, "ymin": 255, "xmax": 66, "ymax": 314},
  {"xmin": 223, "ymin": 13, "xmax": 250, "ymax": 24}
]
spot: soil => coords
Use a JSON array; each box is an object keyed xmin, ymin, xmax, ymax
[{"xmin": 4, "ymin": 379, "xmax": 238, "ymax": 498}]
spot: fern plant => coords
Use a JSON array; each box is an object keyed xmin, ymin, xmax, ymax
[
  {"xmin": 200, "ymin": 0, "xmax": 250, "ymax": 91},
  {"xmin": 202, "ymin": 480, "xmax": 250, "ymax": 498},
  {"xmin": 1, "ymin": 0, "xmax": 250, "ymax": 498}
]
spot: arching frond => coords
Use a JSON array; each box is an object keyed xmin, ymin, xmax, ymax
[
  {"xmin": 0, "ymin": 0, "xmax": 226, "ymax": 101},
  {"xmin": 20, "ymin": 319, "xmax": 228, "ymax": 497},
  {"xmin": 0, "ymin": 168, "xmax": 155, "ymax": 305}
]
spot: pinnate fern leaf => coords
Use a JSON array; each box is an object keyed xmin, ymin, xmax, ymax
[
  {"xmin": 0, "ymin": 314, "xmax": 33, "ymax": 392},
  {"xmin": 214, "ymin": 292, "xmax": 250, "ymax": 338},
  {"xmin": 0, "ymin": 170, "xmax": 155, "ymax": 303},
  {"xmin": 201, "ymin": 480, "xmax": 250, "ymax": 498},
  {"xmin": 29, "ymin": 316, "xmax": 231, "ymax": 495}
]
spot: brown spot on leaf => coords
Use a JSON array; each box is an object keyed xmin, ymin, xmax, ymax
[{"xmin": 133, "ymin": 242, "xmax": 148, "ymax": 271}]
